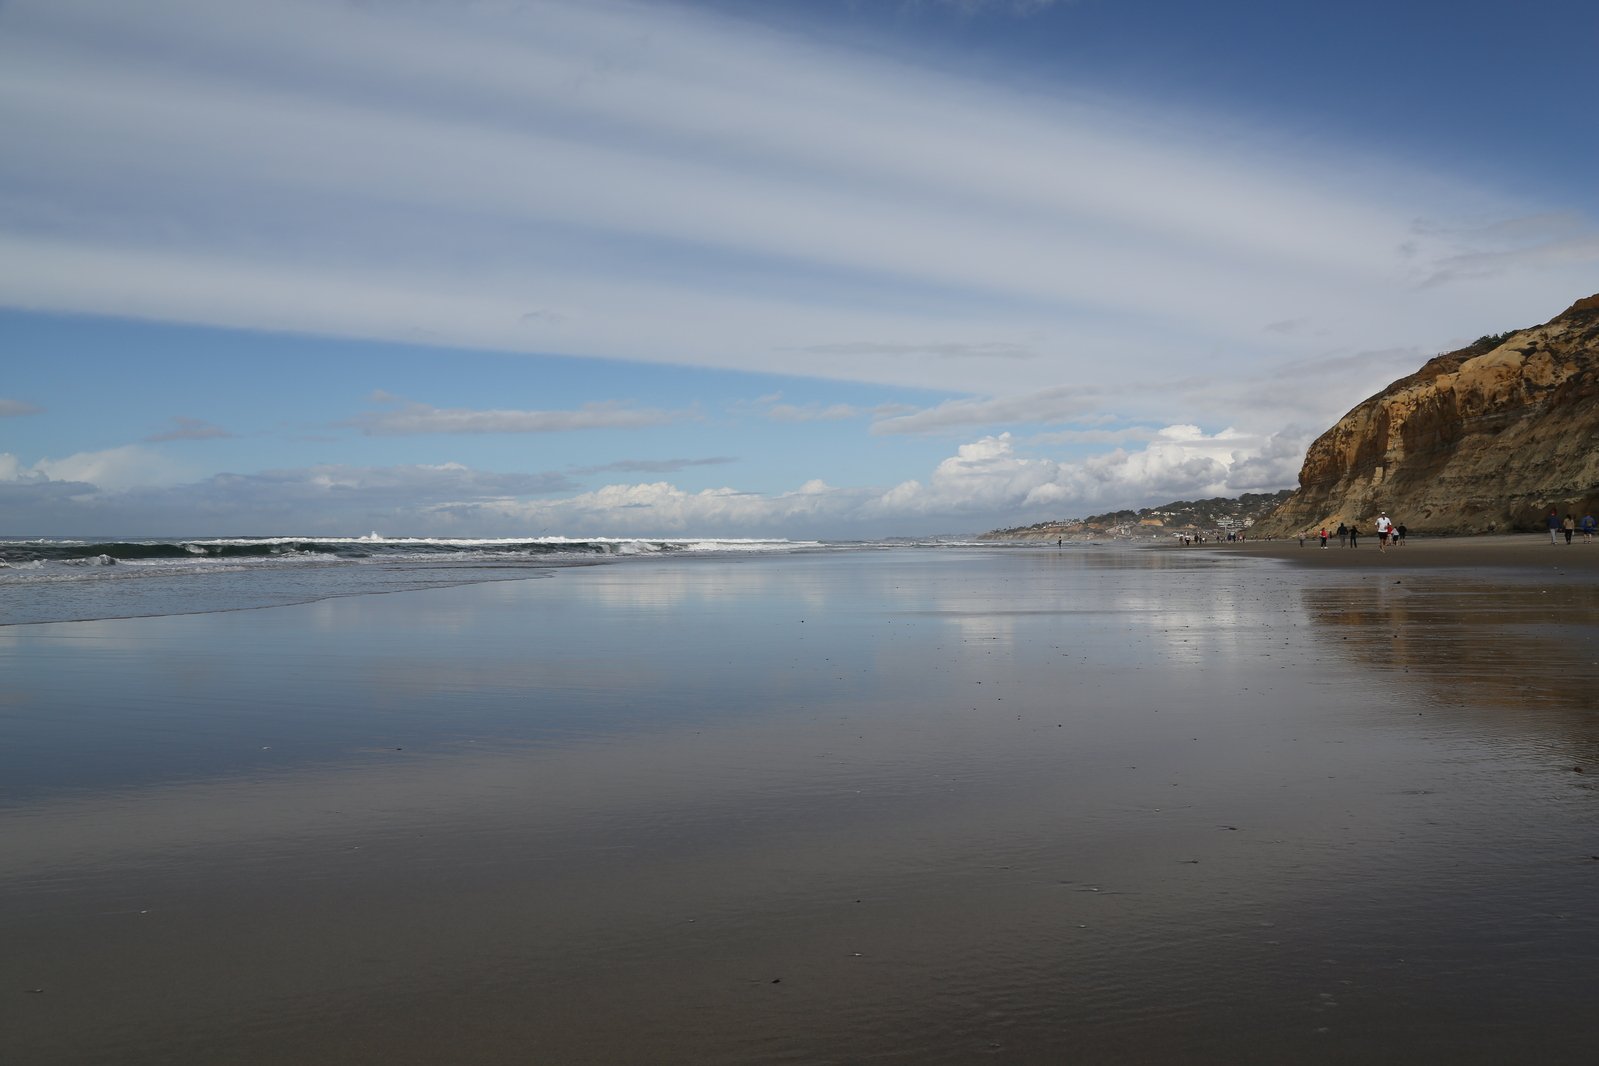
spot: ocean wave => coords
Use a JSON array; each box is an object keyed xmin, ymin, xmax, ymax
[
  {"xmin": 0, "ymin": 533, "xmax": 844, "ymax": 624},
  {"xmin": 0, "ymin": 535, "xmax": 821, "ymax": 574}
]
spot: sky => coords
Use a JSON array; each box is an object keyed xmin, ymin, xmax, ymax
[{"xmin": 2, "ymin": 0, "xmax": 1596, "ymax": 538}]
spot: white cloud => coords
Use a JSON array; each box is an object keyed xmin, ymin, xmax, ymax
[
  {"xmin": 0, "ymin": 459, "xmax": 582, "ymax": 533},
  {"xmin": 782, "ymin": 340, "xmax": 1039, "ymax": 361},
  {"xmin": 871, "ymin": 386, "xmax": 1101, "ymax": 434},
  {"xmin": 866, "ymin": 426, "xmax": 1309, "ymax": 524},
  {"xmin": 765, "ymin": 403, "xmax": 866, "ymax": 423},
  {"xmin": 0, "ymin": 0, "xmax": 1590, "ymax": 414},
  {"xmin": 430, "ymin": 479, "xmax": 876, "ymax": 537},
  {"xmin": 1030, "ymin": 425, "xmax": 1160, "ymax": 446},
  {"xmin": 0, "ymin": 427, "xmax": 1304, "ymax": 537},
  {"xmin": 25, "ymin": 445, "xmax": 190, "ymax": 491},
  {"xmin": 739, "ymin": 393, "xmax": 912, "ymax": 424}
]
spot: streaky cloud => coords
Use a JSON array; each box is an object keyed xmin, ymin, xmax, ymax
[
  {"xmin": 871, "ymin": 385, "xmax": 1101, "ymax": 434},
  {"xmin": 569, "ymin": 457, "xmax": 738, "ymax": 475},
  {"xmin": 144, "ymin": 415, "xmax": 233, "ymax": 442},
  {"xmin": 0, "ymin": 0, "xmax": 1590, "ymax": 408},
  {"xmin": 782, "ymin": 341, "xmax": 1038, "ymax": 361},
  {"xmin": 344, "ymin": 396, "xmax": 688, "ymax": 436}
]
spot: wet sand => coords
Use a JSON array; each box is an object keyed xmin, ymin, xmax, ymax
[
  {"xmin": 1221, "ymin": 532, "xmax": 1599, "ymax": 571},
  {"xmin": 3, "ymin": 547, "xmax": 1597, "ymax": 1064}
]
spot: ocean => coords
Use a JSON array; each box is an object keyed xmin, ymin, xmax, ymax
[
  {"xmin": 0, "ymin": 534, "xmax": 872, "ymax": 626},
  {"xmin": 2, "ymin": 541, "xmax": 1596, "ymax": 1063}
]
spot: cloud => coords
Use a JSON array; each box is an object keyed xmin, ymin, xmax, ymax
[
  {"xmin": 765, "ymin": 403, "xmax": 867, "ymax": 423},
  {"xmin": 1408, "ymin": 212, "xmax": 1599, "ymax": 288},
  {"xmin": 144, "ymin": 415, "xmax": 233, "ymax": 442},
  {"xmin": 201, "ymin": 462, "xmax": 576, "ymax": 505},
  {"xmin": 739, "ymin": 393, "xmax": 914, "ymax": 423},
  {"xmin": 0, "ymin": 459, "xmax": 582, "ymax": 534},
  {"xmin": 0, "ymin": 0, "xmax": 1588, "ymax": 412},
  {"xmin": 1030, "ymin": 425, "xmax": 1161, "ymax": 446},
  {"xmin": 0, "ymin": 398, "xmax": 43, "ymax": 417},
  {"xmin": 429, "ymin": 478, "xmax": 865, "ymax": 535},
  {"xmin": 782, "ymin": 341, "xmax": 1038, "ymax": 361},
  {"xmin": 23, "ymin": 445, "xmax": 191, "ymax": 491},
  {"xmin": 901, "ymin": 0, "xmax": 1084, "ymax": 15},
  {"xmin": 866, "ymin": 426, "xmax": 1309, "ymax": 525},
  {"xmin": 870, "ymin": 385, "xmax": 1101, "ymax": 434},
  {"xmin": 1, "ymin": 427, "xmax": 1303, "ymax": 537},
  {"xmin": 0, "ymin": 475, "xmax": 99, "ymax": 508},
  {"xmin": 344, "ymin": 395, "xmax": 688, "ymax": 436},
  {"xmin": 568, "ymin": 457, "xmax": 738, "ymax": 475},
  {"xmin": 1419, "ymin": 234, "xmax": 1599, "ymax": 288}
]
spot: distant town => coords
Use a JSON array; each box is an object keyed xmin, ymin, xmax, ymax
[{"xmin": 980, "ymin": 489, "xmax": 1295, "ymax": 542}]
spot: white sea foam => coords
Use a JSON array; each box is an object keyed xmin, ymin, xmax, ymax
[{"xmin": 0, "ymin": 534, "xmax": 867, "ymax": 623}]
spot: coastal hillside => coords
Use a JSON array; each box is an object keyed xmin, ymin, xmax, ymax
[
  {"xmin": 982, "ymin": 490, "xmax": 1293, "ymax": 541},
  {"xmin": 1254, "ymin": 294, "xmax": 1599, "ymax": 537}
]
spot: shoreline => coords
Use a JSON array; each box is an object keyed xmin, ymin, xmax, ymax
[{"xmin": 1189, "ymin": 531, "xmax": 1599, "ymax": 571}]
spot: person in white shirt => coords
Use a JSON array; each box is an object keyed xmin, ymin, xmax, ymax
[{"xmin": 1375, "ymin": 512, "xmax": 1393, "ymax": 551}]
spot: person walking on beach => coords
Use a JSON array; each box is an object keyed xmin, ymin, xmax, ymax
[
  {"xmin": 1348, "ymin": 524, "xmax": 1359, "ymax": 548},
  {"xmin": 1547, "ymin": 508, "xmax": 1562, "ymax": 545},
  {"xmin": 1396, "ymin": 522, "xmax": 1407, "ymax": 546},
  {"xmin": 1319, "ymin": 526, "xmax": 1328, "ymax": 549},
  {"xmin": 1562, "ymin": 514, "xmax": 1575, "ymax": 544},
  {"xmin": 1583, "ymin": 513, "xmax": 1596, "ymax": 543},
  {"xmin": 1375, "ymin": 512, "xmax": 1393, "ymax": 551},
  {"xmin": 1337, "ymin": 522, "xmax": 1348, "ymax": 547}
]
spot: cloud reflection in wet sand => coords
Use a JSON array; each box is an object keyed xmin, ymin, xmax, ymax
[{"xmin": 2, "ymin": 548, "xmax": 1597, "ymax": 1064}]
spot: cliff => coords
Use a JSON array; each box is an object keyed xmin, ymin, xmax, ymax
[{"xmin": 1255, "ymin": 294, "xmax": 1599, "ymax": 536}]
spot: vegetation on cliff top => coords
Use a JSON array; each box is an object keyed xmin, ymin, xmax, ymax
[{"xmin": 984, "ymin": 490, "xmax": 1293, "ymax": 539}]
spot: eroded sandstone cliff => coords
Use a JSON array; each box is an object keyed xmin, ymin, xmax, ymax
[{"xmin": 1255, "ymin": 294, "xmax": 1599, "ymax": 536}]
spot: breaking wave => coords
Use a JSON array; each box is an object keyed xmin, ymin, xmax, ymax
[{"xmin": 0, "ymin": 535, "xmax": 818, "ymax": 568}]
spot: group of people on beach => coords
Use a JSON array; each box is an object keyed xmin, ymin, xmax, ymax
[
  {"xmin": 1548, "ymin": 509, "xmax": 1597, "ymax": 545},
  {"xmin": 1300, "ymin": 508, "xmax": 1597, "ymax": 549},
  {"xmin": 1305, "ymin": 513, "xmax": 1406, "ymax": 550}
]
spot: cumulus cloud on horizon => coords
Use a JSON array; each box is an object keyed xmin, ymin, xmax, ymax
[{"xmin": 0, "ymin": 425, "xmax": 1306, "ymax": 537}]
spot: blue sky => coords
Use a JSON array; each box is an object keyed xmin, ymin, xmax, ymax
[{"xmin": 2, "ymin": 0, "xmax": 1596, "ymax": 538}]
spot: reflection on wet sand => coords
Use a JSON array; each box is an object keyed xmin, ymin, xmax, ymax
[
  {"xmin": 1302, "ymin": 576, "xmax": 1599, "ymax": 772},
  {"xmin": 3, "ymin": 548, "xmax": 1597, "ymax": 1064}
]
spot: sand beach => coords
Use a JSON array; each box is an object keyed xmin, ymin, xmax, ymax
[
  {"xmin": 3, "ymin": 544, "xmax": 1596, "ymax": 1064},
  {"xmin": 1225, "ymin": 531, "xmax": 1599, "ymax": 572}
]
